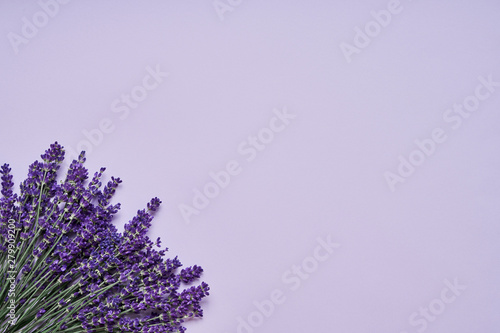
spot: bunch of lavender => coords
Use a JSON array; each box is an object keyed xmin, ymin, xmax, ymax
[{"xmin": 0, "ymin": 142, "xmax": 209, "ymax": 333}]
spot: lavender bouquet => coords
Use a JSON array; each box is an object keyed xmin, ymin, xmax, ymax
[{"xmin": 0, "ymin": 142, "xmax": 209, "ymax": 332}]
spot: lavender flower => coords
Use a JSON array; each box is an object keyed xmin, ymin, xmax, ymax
[{"xmin": 0, "ymin": 142, "xmax": 209, "ymax": 333}]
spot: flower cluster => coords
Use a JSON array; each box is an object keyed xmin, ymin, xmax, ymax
[{"xmin": 0, "ymin": 142, "xmax": 209, "ymax": 333}]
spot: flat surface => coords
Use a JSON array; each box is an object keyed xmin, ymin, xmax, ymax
[{"xmin": 1, "ymin": 1, "xmax": 500, "ymax": 332}]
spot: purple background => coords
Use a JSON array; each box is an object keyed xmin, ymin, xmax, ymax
[{"xmin": 1, "ymin": 1, "xmax": 500, "ymax": 332}]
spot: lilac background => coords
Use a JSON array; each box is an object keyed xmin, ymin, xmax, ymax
[{"xmin": 1, "ymin": 1, "xmax": 500, "ymax": 332}]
